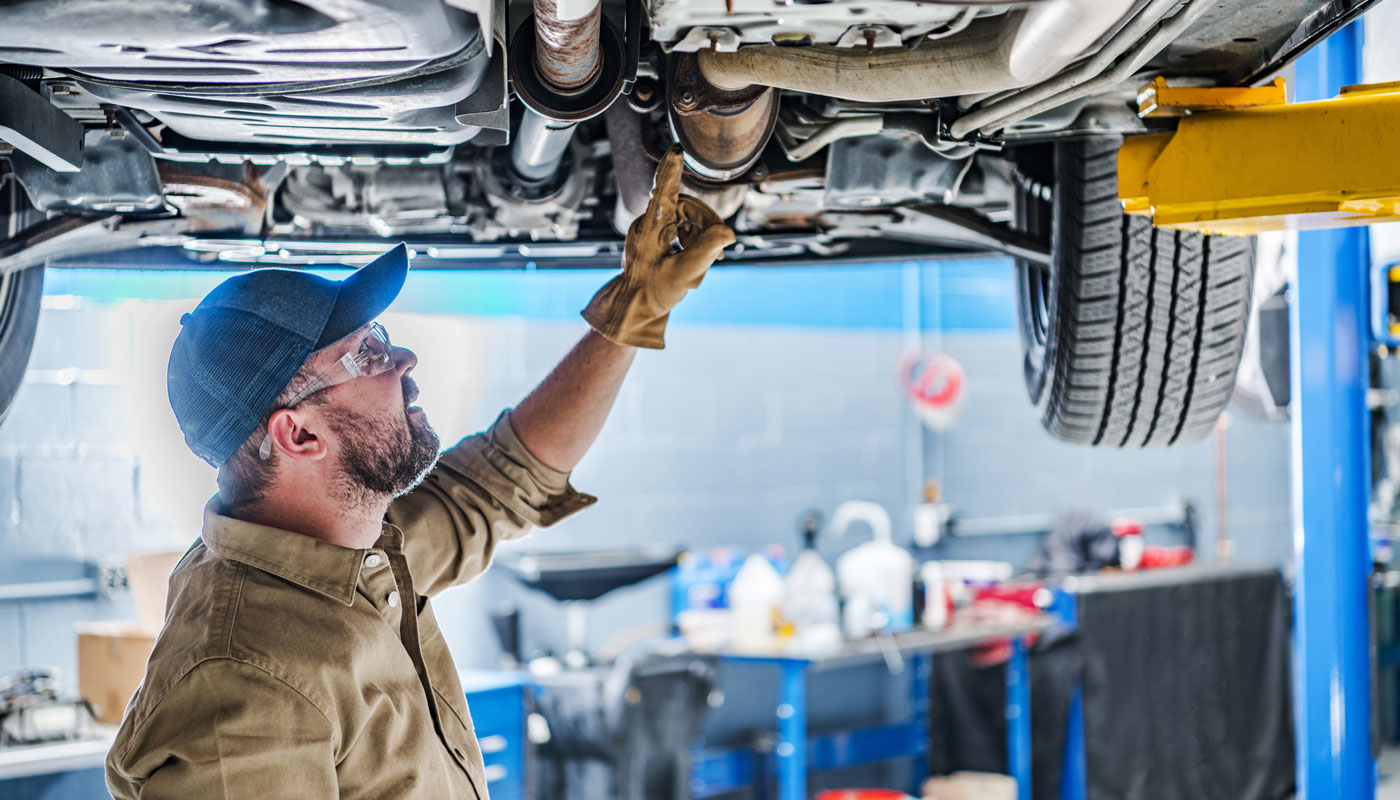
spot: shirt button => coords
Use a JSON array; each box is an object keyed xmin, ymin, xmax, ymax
[
  {"xmin": 364, "ymin": 553, "xmax": 382, "ymax": 569},
  {"xmin": 387, "ymin": 591, "xmax": 400, "ymax": 608}
]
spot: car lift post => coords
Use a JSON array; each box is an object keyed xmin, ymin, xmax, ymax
[
  {"xmin": 1290, "ymin": 21, "xmax": 1375, "ymax": 799},
  {"xmin": 1117, "ymin": 21, "xmax": 1381, "ymax": 796}
]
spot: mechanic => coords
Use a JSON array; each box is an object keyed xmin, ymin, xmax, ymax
[{"xmin": 104, "ymin": 147, "xmax": 733, "ymax": 799}]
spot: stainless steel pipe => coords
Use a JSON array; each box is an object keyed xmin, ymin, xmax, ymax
[{"xmin": 511, "ymin": 108, "xmax": 577, "ymax": 181}]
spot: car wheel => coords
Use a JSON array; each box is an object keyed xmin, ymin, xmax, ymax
[
  {"xmin": 1012, "ymin": 136, "xmax": 1255, "ymax": 447},
  {"xmin": 0, "ymin": 178, "xmax": 45, "ymax": 425}
]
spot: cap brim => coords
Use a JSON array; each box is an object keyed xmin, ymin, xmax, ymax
[{"xmin": 316, "ymin": 243, "xmax": 410, "ymax": 349}]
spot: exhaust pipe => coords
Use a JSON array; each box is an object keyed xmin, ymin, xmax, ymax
[
  {"xmin": 532, "ymin": 0, "xmax": 602, "ymax": 91},
  {"xmin": 512, "ymin": 111, "xmax": 578, "ymax": 182},
  {"xmin": 696, "ymin": 0, "xmax": 1135, "ymax": 103},
  {"xmin": 507, "ymin": 0, "xmax": 624, "ymax": 193}
]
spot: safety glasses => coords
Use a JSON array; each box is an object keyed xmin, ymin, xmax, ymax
[{"xmin": 258, "ymin": 322, "xmax": 395, "ymax": 460}]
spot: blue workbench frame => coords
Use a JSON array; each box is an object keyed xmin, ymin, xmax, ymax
[
  {"xmin": 1290, "ymin": 19, "xmax": 1377, "ymax": 800},
  {"xmin": 690, "ymin": 642, "xmax": 1033, "ymax": 800}
]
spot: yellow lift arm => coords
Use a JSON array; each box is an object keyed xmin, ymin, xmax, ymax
[{"xmin": 1118, "ymin": 77, "xmax": 1400, "ymax": 235}]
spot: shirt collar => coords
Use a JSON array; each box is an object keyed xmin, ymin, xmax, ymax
[{"xmin": 200, "ymin": 498, "xmax": 372, "ymax": 607}]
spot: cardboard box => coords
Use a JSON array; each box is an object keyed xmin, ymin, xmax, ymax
[
  {"xmin": 125, "ymin": 550, "xmax": 185, "ymax": 631},
  {"xmin": 922, "ymin": 772, "xmax": 1017, "ymax": 800},
  {"xmin": 76, "ymin": 621, "xmax": 157, "ymax": 724},
  {"xmin": 75, "ymin": 549, "xmax": 185, "ymax": 724}
]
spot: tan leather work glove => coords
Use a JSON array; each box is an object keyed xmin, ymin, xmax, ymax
[{"xmin": 582, "ymin": 145, "xmax": 736, "ymax": 349}]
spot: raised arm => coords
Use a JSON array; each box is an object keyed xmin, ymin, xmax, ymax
[
  {"xmin": 511, "ymin": 330, "xmax": 636, "ymax": 473},
  {"xmin": 511, "ymin": 146, "xmax": 734, "ymax": 473}
]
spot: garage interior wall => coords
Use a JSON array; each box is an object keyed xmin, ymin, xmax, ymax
[
  {"xmin": 924, "ymin": 330, "xmax": 1293, "ymax": 569},
  {"xmin": 0, "ymin": 258, "xmax": 1291, "ymax": 732}
]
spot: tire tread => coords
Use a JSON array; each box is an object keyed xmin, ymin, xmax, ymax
[{"xmin": 1015, "ymin": 137, "xmax": 1255, "ymax": 447}]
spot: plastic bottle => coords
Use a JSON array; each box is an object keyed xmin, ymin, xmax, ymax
[
  {"xmin": 920, "ymin": 561, "xmax": 951, "ymax": 630},
  {"xmin": 832, "ymin": 501, "xmax": 915, "ymax": 639},
  {"xmin": 1113, "ymin": 519, "xmax": 1145, "ymax": 571},
  {"xmin": 729, "ymin": 552, "xmax": 784, "ymax": 652},
  {"xmin": 782, "ymin": 511, "xmax": 843, "ymax": 655}
]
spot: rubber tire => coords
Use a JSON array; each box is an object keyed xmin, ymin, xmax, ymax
[
  {"xmin": 1013, "ymin": 136, "xmax": 1255, "ymax": 447},
  {"xmin": 0, "ymin": 263, "xmax": 44, "ymax": 425},
  {"xmin": 0, "ymin": 176, "xmax": 45, "ymax": 426}
]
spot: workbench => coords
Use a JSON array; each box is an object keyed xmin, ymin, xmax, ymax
[
  {"xmin": 0, "ymin": 731, "xmax": 113, "ymax": 782},
  {"xmin": 685, "ymin": 618, "xmax": 1059, "ymax": 800},
  {"xmin": 0, "ymin": 729, "xmax": 114, "ymax": 800}
]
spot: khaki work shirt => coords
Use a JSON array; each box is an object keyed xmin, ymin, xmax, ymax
[{"xmin": 106, "ymin": 410, "xmax": 595, "ymax": 799}]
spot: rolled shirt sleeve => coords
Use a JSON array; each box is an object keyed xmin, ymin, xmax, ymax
[
  {"xmin": 387, "ymin": 409, "xmax": 596, "ymax": 596},
  {"xmin": 106, "ymin": 660, "xmax": 337, "ymax": 800}
]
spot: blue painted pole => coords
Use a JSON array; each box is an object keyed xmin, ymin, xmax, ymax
[
  {"xmin": 776, "ymin": 660, "xmax": 807, "ymax": 800},
  {"xmin": 909, "ymin": 653, "xmax": 931, "ymax": 793},
  {"xmin": 1045, "ymin": 589, "xmax": 1086, "ymax": 800},
  {"xmin": 1291, "ymin": 19, "xmax": 1375, "ymax": 800},
  {"xmin": 1007, "ymin": 637, "xmax": 1032, "ymax": 800},
  {"xmin": 1060, "ymin": 686, "xmax": 1087, "ymax": 800}
]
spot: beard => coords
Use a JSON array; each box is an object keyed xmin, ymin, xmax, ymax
[{"xmin": 326, "ymin": 376, "xmax": 441, "ymax": 507}]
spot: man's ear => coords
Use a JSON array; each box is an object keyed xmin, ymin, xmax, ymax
[{"xmin": 266, "ymin": 408, "xmax": 329, "ymax": 462}]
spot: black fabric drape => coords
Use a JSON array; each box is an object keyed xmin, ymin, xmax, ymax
[
  {"xmin": 1077, "ymin": 571, "xmax": 1294, "ymax": 800},
  {"xmin": 928, "ymin": 570, "xmax": 1294, "ymax": 800},
  {"xmin": 927, "ymin": 631, "xmax": 1080, "ymax": 800}
]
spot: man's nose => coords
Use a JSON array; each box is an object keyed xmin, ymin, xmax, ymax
[{"xmin": 393, "ymin": 345, "xmax": 417, "ymax": 376}]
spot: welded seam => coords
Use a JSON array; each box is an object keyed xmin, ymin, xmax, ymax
[
  {"xmin": 1092, "ymin": 212, "xmax": 1131, "ymax": 446},
  {"xmin": 1124, "ymin": 224, "xmax": 1157, "ymax": 446},
  {"xmin": 1171, "ymin": 236, "xmax": 1211, "ymax": 445},
  {"xmin": 1145, "ymin": 233, "xmax": 1182, "ymax": 445}
]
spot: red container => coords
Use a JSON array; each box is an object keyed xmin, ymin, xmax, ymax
[{"xmin": 1140, "ymin": 545, "xmax": 1195, "ymax": 569}]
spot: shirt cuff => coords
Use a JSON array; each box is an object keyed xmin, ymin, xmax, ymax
[{"xmin": 436, "ymin": 409, "xmax": 597, "ymax": 529}]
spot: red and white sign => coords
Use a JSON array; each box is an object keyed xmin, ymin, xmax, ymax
[{"xmin": 898, "ymin": 352, "xmax": 966, "ymax": 431}]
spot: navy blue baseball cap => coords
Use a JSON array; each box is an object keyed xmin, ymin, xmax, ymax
[{"xmin": 168, "ymin": 244, "xmax": 410, "ymax": 467}]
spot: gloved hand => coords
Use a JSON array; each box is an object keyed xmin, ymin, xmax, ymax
[{"xmin": 582, "ymin": 145, "xmax": 736, "ymax": 349}]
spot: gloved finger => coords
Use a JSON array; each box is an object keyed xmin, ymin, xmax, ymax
[
  {"xmin": 689, "ymin": 223, "xmax": 737, "ymax": 264},
  {"xmin": 645, "ymin": 146, "xmax": 686, "ymax": 227},
  {"xmin": 676, "ymin": 195, "xmax": 724, "ymax": 229},
  {"xmin": 675, "ymin": 196, "xmax": 724, "ymax": 248},
  {"xmin": 671, "ymin": 224, "xmax": 735, "ymax": 288},
  {"xmin": 660, "ymin": 220, "xmax": 680, "ymax": 252}
]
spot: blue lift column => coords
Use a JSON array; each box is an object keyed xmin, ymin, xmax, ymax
[{"xmin": 1291, "ymin": 20, "xmax": 1375, "ymax": 800}]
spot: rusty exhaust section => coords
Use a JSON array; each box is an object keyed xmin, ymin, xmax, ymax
[
  {"xmin": 533, "ymin": 0, "xmax": 602, "ymax": 92},
  {"xmin": 508, "ymin": 0, "xmax": 614, "ymax": 187}
]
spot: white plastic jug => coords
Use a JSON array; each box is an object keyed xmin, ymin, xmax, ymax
[
  {"xmin": 831, "ymin": 500, "xmax": 914, "ymax": 639},
  {"xmin": 729, "ymin": 553, "xmax": 783, "ymax": 652},
  {"xmin": 782, "ymin": 535, "xmax": 842, "ymax": 655}
]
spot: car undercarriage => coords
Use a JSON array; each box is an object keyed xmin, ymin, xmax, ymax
[{"xmin": 0, "ymin": 0, "xmax": 1379, "ymax": 442}]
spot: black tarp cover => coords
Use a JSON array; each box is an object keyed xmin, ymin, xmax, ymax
[
  {"xmin": 929, "ymin": 569, "xmax": 1295, "ymax": 800},
  {"xmin": 1078, "ymin": 570, "xmax": 1294, "ymax": 800}
]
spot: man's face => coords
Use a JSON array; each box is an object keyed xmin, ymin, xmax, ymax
[{"xmin": 314, "ymin": 325, "xmax": 441, "ymax": 504}]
